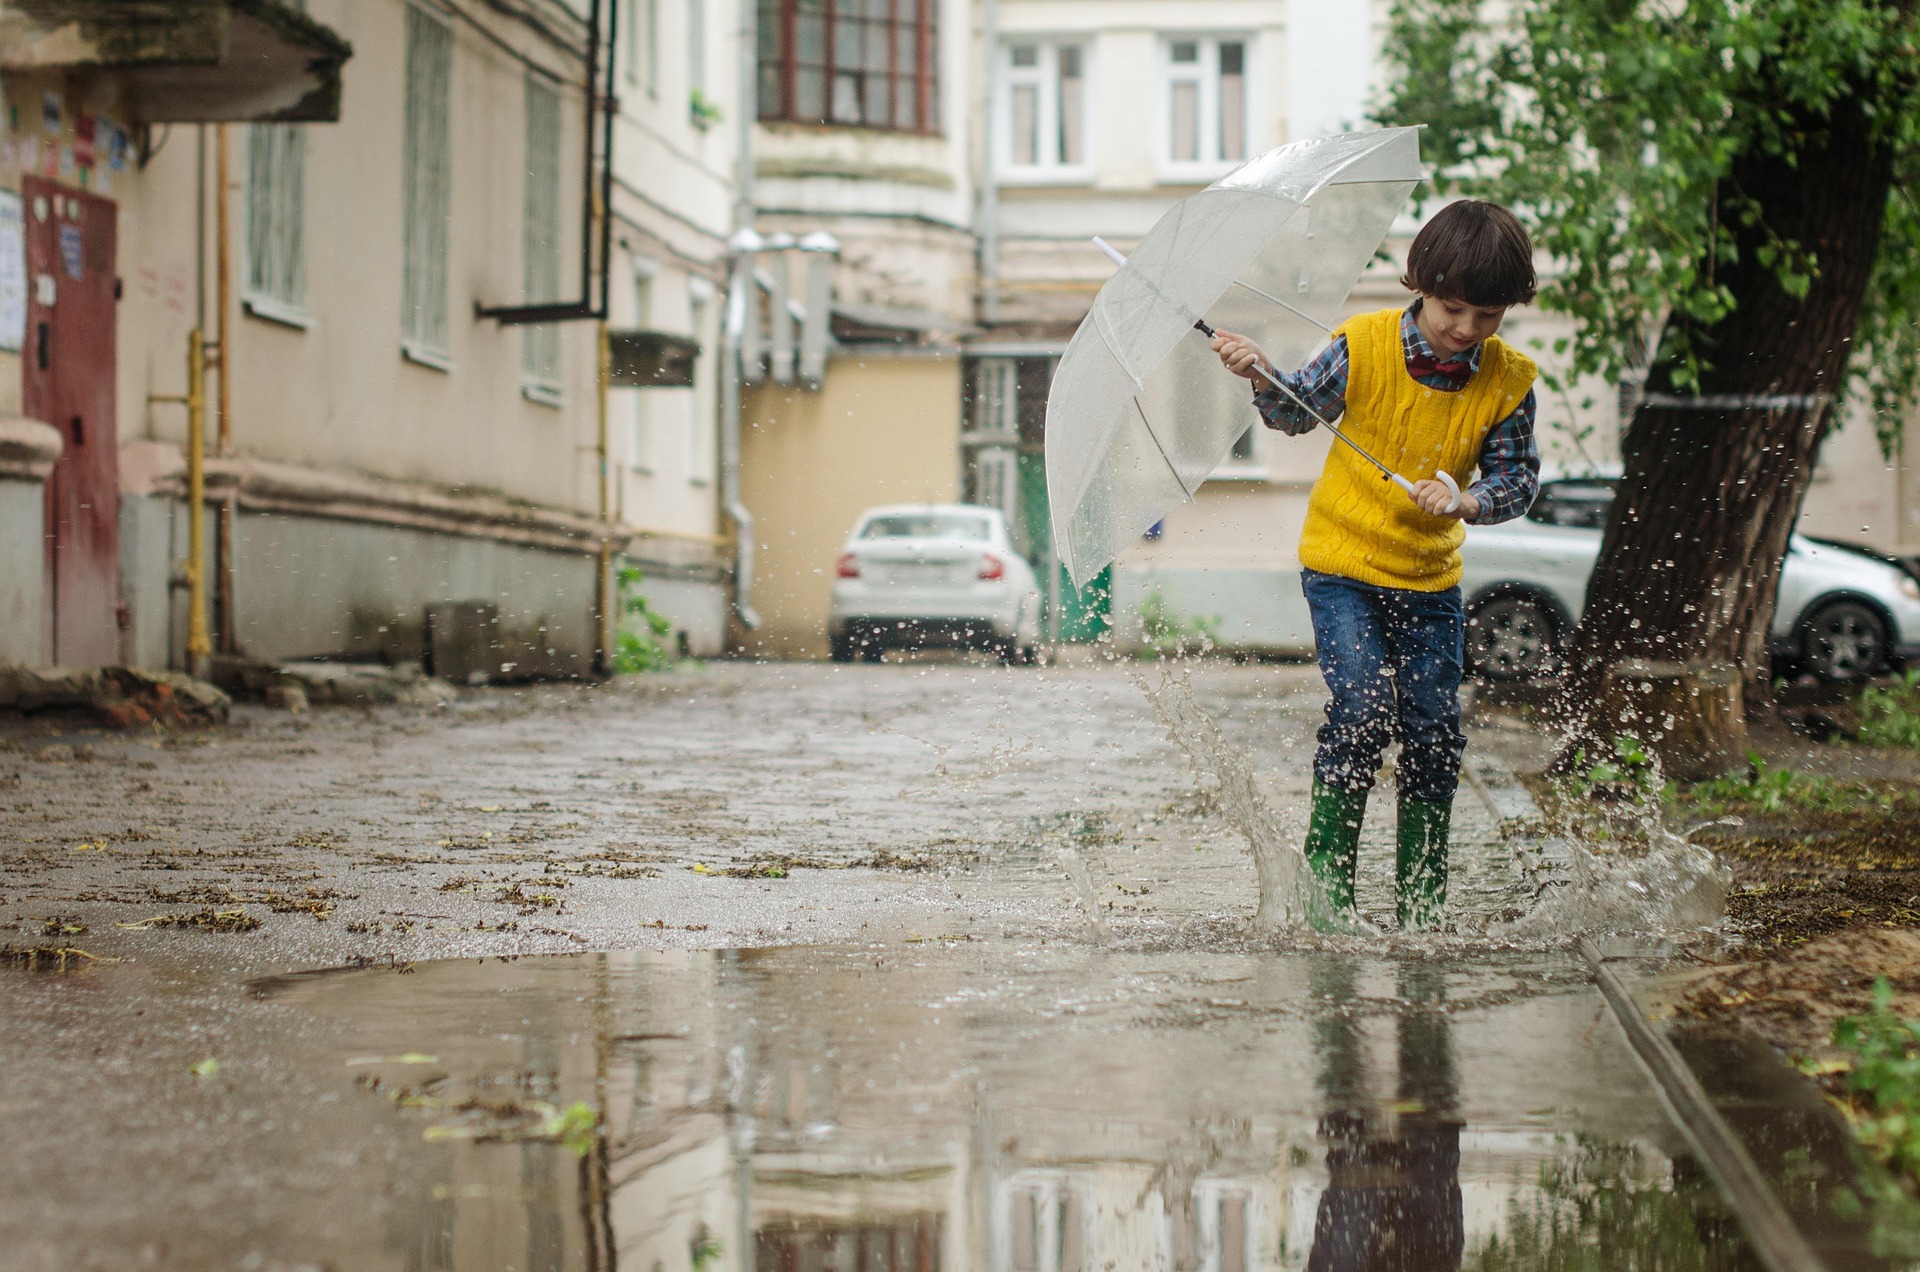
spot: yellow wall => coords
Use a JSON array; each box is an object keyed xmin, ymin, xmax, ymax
[{"xmin": 740, "ymin": 354, "xmax": 962, "ymax": 657}]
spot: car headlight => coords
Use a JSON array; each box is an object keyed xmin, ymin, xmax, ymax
[{"xmin": 1901, "ymin": 574, "xmax": 1920, "ymax": 603}]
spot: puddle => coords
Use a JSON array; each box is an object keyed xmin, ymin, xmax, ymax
[{"xmin": 250, "ymin": 944, "xmax": 1775, "ymax": 1271}]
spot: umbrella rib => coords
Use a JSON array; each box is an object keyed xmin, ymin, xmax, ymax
[
  {"xmin": 1227, "ymin": 279, "xmax": 1334, "ymax": 334},
  {"xmin": 1131, "ymin": 394, "xmax": 1200, "ymax": 500}
]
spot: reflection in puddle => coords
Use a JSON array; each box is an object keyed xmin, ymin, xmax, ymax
[{"xmin": 259, "ymin": 947, "xmax": 1757, "ymax": 1271}]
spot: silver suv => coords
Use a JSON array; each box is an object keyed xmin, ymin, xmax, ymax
[{"xmin": 1460, "ymin": 478, "xmax": 1920, "ymax": 682}]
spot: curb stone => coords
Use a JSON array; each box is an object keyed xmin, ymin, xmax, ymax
[{"xmin": 1471, "ymin": 745, "xmax": 1831, "ymax": 1272}]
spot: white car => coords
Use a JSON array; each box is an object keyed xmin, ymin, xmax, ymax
[
  {"xmin": 828, "ymin": 504, "xmax": 1043, "ymax": 664},
  {"xmin": 1461, "ymin": 477, "xmax": 1920, "ymax": 682}
]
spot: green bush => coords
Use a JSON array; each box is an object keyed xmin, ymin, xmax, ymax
[
  {"xmin": 1861, "ymin": 672, "xmax": 1920, "ymax": 749},
  {"xmin": 1136, "ymin": 589, "xmax": 1221, "ymax": 659},
  {"xmin": 1685, "ymin": 752, "xmax": 1848, "ymax": 814},
  {"xmin": 1821, "ymin": 981, "xmax": 1920, "ymax": 1257},
  {"xmin": 613, "ymin": 563, "xmax": 678, "ymax": 675}
]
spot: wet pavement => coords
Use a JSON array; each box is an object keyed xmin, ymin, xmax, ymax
[{"xmin": 0, "ymin": 660, "xmax": 1855, "ymax": 1268}]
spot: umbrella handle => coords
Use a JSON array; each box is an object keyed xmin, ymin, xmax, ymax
[{"xmin": 1392, "ymin": 471, "xmax": 1462, "ymax": 514}]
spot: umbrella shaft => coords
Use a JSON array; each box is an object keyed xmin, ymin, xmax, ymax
[{"xmin": 1248, "ymin": 359, "xmax": 1398, "ymax": 483}]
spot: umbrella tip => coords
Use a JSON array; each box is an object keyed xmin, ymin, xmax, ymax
[{"xmin": 1091, "ymin": 237, "xmax": 1129, "ymax": 269}]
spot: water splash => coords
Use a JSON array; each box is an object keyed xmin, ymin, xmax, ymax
[
  {"xmin": 1499, "ymin": 823, "xmax": 1730, "ymax": 939},
  {"xmin": 1132, "ymin": 664, "xmax": 1312, "ymax": 932},
  {"xmin": 1051, "ymin": 824, "xmax": 1113, "ymax": 945}
]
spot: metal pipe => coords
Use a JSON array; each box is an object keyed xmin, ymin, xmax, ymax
[
  {"xmin": 475, "ymin": 0, "xmax": 616, "ymax": 323},
  {"xmin": 720, "ymin": 258, "xmax": 760, "ymax": 632},
  {"xmin": 184, "ymin": 330, "xmax": 210, "ymax": 676},
  {"xmin": 214, "ymin": 123, "xmax": 236, "ymax": 655},
  {"xmin": 979, "ymin": 0, "xmax": 1000, "ymax": 325},
  {"xmin": 720, "ymin": 0, "xmax": 761, "ymax": 634},
  {"xmin": 595, "ymin": 321, "xmax": 613, "ymax": 675}
]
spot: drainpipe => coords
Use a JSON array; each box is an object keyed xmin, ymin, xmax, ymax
[
  {"xmin": 722, "ymin": 0, "xmax": 762, "ymax": 634},
  {"xmin": 720, "ymin": 236, "xmax": 762, "ymax": 633},
  {"xmin": 979, "ymin": 0, "xmax": 1000, "ymax": 326},
  {"xmin": 595, "ymin": 321, "xmax": 615, "ymax": 675},
  {"xmin": 213, "ymin": 122, "xmax": 236, "ymax": 656},
  {"xmin": 185, "ymin": 331, "xmax": 210, "ymax": 678}
]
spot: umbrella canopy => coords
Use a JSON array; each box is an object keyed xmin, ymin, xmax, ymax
[{"xmin": 1045, "ymin": 127, "xmax": 1425, "ymax": 588}]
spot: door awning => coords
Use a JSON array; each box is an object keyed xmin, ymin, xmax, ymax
[{"xmin": 0, "ymin": 0, "xmax": 353, "ymax": 123}]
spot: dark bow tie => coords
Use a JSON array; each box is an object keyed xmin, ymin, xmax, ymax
[{"xmin": 1406, "ymin": 351, "xmax": 1473, "ymax": 388}]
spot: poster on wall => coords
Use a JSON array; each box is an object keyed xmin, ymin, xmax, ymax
[{"xmin": 0, "ymin": 191, "xmax": 23, "ymax": 354}]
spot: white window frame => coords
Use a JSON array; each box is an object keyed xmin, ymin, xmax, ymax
[
  {"xmin": 401, "ymin": 1, "xmax": 454, "ymax": 369},
  {"xmin": 997, "ymin": 39, "xmax": 1092, "ymax": 183},
  {"xmin": 1158, "ymin": 35, "xmax": 1252, "ymax": 182},
  {"xmin": 687, "ymin": 276, "xmax": 716, "ymax": 486},
  {"xmin": 522, "ymin": 71, "xmax": 564, "ymax": 407},
  {"xmin": 243, "ymin": 123, "xmax": 309, "ymax": 328}
]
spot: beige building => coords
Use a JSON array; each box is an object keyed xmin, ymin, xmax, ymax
[
  {"xmin": 731, "ymin": 0, "xmax": 979, "ymax": 658},
  {"xmin": 0, "ymin": 0, "xmax": 734, "ymax": 677}
]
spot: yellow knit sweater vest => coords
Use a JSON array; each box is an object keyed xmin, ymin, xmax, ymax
[{"xmin": 1297, "ymin": 307, "xmax": 1536, "ymax": 592}]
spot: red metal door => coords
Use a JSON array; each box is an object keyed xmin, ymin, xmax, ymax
[{"xmin": 24, "ymin": 177, "xmax": 119, "ymax": 667}]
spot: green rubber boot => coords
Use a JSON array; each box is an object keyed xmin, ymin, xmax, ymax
[
  {"xmin": 1303, "ymin": 780, "xmax": 1368, "ymax": 934},
  {"xmin": 1397, "ymin": 798, "xmax": 1452, "ymax": 931}
]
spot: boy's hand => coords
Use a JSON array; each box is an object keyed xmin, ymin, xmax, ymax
[
  {"xmin": 1210, "ymin": 330, "xmax": 1269, "ymax": 382},
  {"xmin": 1410, "ymin": 479, "xmax": 1480, "ymax": 521}
]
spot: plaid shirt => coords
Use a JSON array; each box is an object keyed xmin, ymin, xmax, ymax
[{"xmin": 1250, "ymin": 301, "xmax": 1540, "ymax": 525}]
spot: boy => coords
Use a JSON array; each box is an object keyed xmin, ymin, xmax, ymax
[{"xmin": 1210, "ymin": 199, "xmax": 1540, "ymax": 932}]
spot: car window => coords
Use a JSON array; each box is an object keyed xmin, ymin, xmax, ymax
[
  {"xmin": 1527, "ymin": 480, "xmax": 1616, "ymax": 530},
  {"xmin": 859, "ymin": 513, "xmax": 993, "ymax": 541}
]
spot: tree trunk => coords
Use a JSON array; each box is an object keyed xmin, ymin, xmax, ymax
[{"xmin": 1553, "ymin": 90, "xmax": 1895, "ymax": 774}]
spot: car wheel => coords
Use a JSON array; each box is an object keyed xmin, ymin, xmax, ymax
[
  {"xmin": 1016, "ymin": 643, "xmax": 1041, "ymax": 666},
  {"xmin": 829, "ymin": 633, "xmax": 857, "ymax": 662},
  {"xmin": 1800, "ymin": 599, "xmax": 1888, "ymax": 682},
  {"xmin": 859, "ymin": 636, "xmax": 885, "ymax": 663},
  {"xmin": 1466, "ymin": 593, "xmax": 1559, "ymax": 682}
]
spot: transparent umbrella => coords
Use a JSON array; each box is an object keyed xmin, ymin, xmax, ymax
[{"xmin": 1045, "ymin": 127, "xmax": 1427, "ymax": 588}]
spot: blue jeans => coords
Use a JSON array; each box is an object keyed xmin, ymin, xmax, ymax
[{"xmin": 1302, "ymin": 570, "xmax": 1466, "ymax": 804}]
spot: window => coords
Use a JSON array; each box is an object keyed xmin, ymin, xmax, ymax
[
  {"xmin": 1002, "ymin": 41, "xmax": 1086, "ymax": 175},
  {"xmin": 522, "ymin": 73, "xmax": 563, "ymax": 402},
  {"xmin": 757, "ymin": 0, "xmax": 939, "ymax": 133},
  {"xmin": 402, "ymin": 3, "xmax": 454, "ymax": 365},
  {"xmin": 245, "ymin": 124, "xmax": 307, "ymax": 324},
  {"xmin": 1163, "ymin": 37, "xmax": 1247, "ymax": 173},
  {"xmin": 630, "ymin": 268, "xmax": 655, "ymax": 471}
]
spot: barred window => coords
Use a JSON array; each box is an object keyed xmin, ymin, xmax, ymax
[
  {"xmin": 402, "ymin": 3, "xmax": 454, "ymax": 363},
  {"xmin": 757, "ymin": 0, "xmax": 939, "ymax": 133},
  {"xmin": 245, "ymin": 124, "xmax": 307, "ymax": 320},
  {"xmin": 522, "ymin": 73, "xmax": 562, "ymax": 401}
]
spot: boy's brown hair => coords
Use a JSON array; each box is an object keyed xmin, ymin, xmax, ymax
[{"xmin": 1399, "ymin": 200, "xmax": 1537, "ymax": 307}]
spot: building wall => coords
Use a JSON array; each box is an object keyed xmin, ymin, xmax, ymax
[
  {"xmin": 0, "ymin": 0, "xmax": 733, "ymax": 672},
  {"xmin": 0, "ymin": 480, "xmax": 44, "ymax": 661},
  {"xmin": 740, "ymin": 354, "xmax": 963, "ymax": 657}
]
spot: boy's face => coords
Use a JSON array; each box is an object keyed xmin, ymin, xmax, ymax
[{"xmin": 1417, "ymin": 294, "xmax": 1509, "ymax": 358}]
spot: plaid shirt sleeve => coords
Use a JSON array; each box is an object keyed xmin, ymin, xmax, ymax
[
  {"xmin": 1250, "ymin": 335, "xmax": 1348, "ymax": 435},
  {"xmin": 1463, "ymin": 388, "xmax": 1540, "ymax": 525}
]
